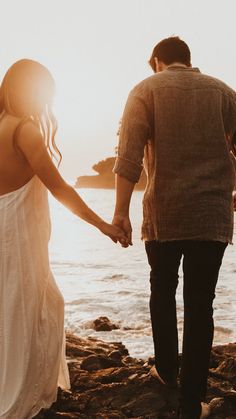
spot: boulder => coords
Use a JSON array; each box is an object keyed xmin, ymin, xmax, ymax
[{"xmin": 93, "ymin": 316, "xmax": 120, "ymax": 332}]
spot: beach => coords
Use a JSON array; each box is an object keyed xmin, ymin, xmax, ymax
[
  {"xmin": 49, "ymin": 188, "xmax": 236, "ymax": 359},
  {"xmin": 34, "ymin": 333, "xmax": 236, "ymax": 418}
]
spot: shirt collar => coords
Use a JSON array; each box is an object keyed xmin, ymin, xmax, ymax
[{"xmin": 166, "ymin": 65, "xmax": 200, "ymax": 73}]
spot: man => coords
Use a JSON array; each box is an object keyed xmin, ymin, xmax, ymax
[{"xmin": 112, "ymin": 37, "xmax": 236, "ymax": 419}]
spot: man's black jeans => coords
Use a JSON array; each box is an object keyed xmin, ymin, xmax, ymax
[{"xmin": 145, "ymin": 240, "xmax": 227, "ymax": 419}]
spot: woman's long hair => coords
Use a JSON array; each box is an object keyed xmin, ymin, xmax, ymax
[{"xmin": 0, "ymin": 59, "xmax": 62, "ymax": 164}]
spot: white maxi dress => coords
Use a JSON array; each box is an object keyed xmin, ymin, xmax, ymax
[{"xmin": 0, "ymin": 176, "xmax": 70, "ymax": 419}]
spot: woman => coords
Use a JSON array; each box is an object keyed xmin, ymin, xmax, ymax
[{"xmin": 0, "ymin": 59, "xmax": 127, "ymax": 419}]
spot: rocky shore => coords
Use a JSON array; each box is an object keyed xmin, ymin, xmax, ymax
[{"xmin": 38, "ymin": 329, "xmax": 236, "ymax": 418}]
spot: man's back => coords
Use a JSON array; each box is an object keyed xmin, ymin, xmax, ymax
[
  {"xmin": 115, "ymin": 66, "xmax": 236, "ymax": 242},
  {"xmin": 113, "ymin": 37, "xmax": 236, "ymax": 419}
]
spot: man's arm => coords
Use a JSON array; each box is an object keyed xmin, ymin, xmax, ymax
[
  {"xmin": 112, "ymin": 82, "xmax": 153, "ymax": 246},
  {"xmin": 231, "ymin": 131, "xmax": 236, "ymax": 210},
  {"xmin": 112, "ymin": 174, "xmax": 135, "ymax": 246}
]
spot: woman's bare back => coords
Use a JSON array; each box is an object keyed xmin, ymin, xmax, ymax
[{"xmin": 0, "ymin": 113, "xmax": 34, "ymax": 195}]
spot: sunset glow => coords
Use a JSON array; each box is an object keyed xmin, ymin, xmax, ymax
[
  {"xmin": 1, "ymin": 2, "xmax": 236, "ymax": 417},
  {"xmin": 0, "ymin": 0, "xmax": 235, "ymax": 179}
]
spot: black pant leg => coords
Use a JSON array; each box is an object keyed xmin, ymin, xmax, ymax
[
  {"xmin": 180, "ymin": 240, "xmax": 227, "ymax": 418},
  {"xmin": 145, "ymin": 240, "xmax": 182, "ymax": 381}
]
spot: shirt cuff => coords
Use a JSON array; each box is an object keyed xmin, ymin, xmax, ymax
[{"xmin": 113, "ymin": 156, "xmax": 143, "ymax": 183}]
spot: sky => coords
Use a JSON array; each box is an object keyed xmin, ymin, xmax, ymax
[{"xmin": 0, "ymin": 0, "xmax": 236, "ymax": 179}]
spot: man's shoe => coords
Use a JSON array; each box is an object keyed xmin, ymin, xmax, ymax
[
  {"xmin": 178, "ymin": 402, "xmax": 211, "ymax": 419},
  {"xmin": 149, "ymin": 365, "xmax": 178, "ymax": 388},
  {"xmin": 200, "ymin": 402, "xmax": 211, "ymax": 419}
]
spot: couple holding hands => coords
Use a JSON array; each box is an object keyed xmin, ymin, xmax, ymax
[{"xmin": 0, "ymin": 36, "xmax": 236, "ymax": 419}]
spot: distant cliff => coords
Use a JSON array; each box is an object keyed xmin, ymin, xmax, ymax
[{"xmin": 75, "ymin": 157, "xmax": 147, "ymax": 190}]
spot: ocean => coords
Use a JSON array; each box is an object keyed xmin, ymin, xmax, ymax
[{"xmin": 49, "ymin": 188, "xmax": 236, "ymax": 359}]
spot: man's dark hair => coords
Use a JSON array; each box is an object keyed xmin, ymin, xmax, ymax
[{"xmin": 149, "ymin": 36, "xmax": 191, "ymax": 71}]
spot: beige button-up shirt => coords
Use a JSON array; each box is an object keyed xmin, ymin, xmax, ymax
[{"xmin": 114, "ymin": 66, "xmax": 236, "ymax": 243}]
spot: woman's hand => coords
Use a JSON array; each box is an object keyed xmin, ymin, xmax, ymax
[{"xmin": 99, "ymin": 221, "xmax": 129, "ymax": 246}]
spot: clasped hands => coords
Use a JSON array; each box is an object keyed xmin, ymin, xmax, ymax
[{"xmin": 100, "ymin": 215, "xmax": 132, "ymax": 248}]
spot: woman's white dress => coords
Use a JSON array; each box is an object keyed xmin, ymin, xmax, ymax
[{"xmin": 0, "ymin": 176, "xmax": 70, "ymax": 419}]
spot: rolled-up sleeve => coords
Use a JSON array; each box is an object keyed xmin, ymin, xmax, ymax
[{"xmin": 113, "ymin": 82, "xmax": 153, "ymax": 183}]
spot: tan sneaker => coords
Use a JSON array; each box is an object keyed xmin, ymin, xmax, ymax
[
  {"xmin": 149, "ymin": 365, "xmax": 178, "ymax": 388},
  {"xmin": 200, "ymin": 402, "xmax": 211, "ymax": 419},
  {"xmin": 149, "ymin": 365, "xmax": 166, "ymax": 384}
]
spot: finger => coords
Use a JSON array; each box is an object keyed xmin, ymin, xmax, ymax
[
  {"xmin": 121, "ymin": 236, "xmax": 130, "ymax": 246},
  {"xmin": 117, "ymin": 232, "xmax": 128, "ymax": 241},
  {"xmin": 127, "ymin": 231, "xmax": 133, "ymax": 246},
  {"xmin": 120, "ymin": 239, "xmax": 129, "ymax": 246},
  {"xmin": 116, "ymin": 235, "xmax": 127, "ymax": 244}
]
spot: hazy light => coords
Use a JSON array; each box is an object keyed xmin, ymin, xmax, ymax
[{"xmin": 0, "ymin": 0, "xmax": 236, "ymax": 179}]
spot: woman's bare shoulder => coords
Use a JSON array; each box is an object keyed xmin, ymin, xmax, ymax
[
  {"xmin": 15, "ymin": 118, "xmax": 44, "ymax": 148},
  {"xmin": 0, "ymin": 113, "xmax": 38, "ymax": 141}
]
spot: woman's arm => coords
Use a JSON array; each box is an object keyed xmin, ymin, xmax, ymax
[{"xmin": 17, "ymin": 122, "xmax": 127, "ymax": 243}]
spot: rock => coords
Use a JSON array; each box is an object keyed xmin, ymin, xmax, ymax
[
  {"xmin": 93, "ymin": 316, "xmax": 119, "ymax": 332},
  {"xmin": 74, "ymin": 157, "xmax": 147, "ymax": 191},
  {"xmin": 37, "ymin": 333, "xmax": 236, "ymax": 418},
  {"xmin": 80, "ymin": 354, "xmax": 123, "ymax": 371},
  {"xmin": 122, "ymin": 355, "xmax": 139, "ymax": 365},
  {"xmin": 128, "ymin": 373, "xmax": 138, "ymax": 381},
  {"xmin": 66, "ymin": 334, "xmax": 95, "ymax": 358},
  {"xmin": 213, "ymin": 357, "xmax": 236, "ymax": 380},
  {"xmin": 108, "ymin": 350, "xmax": 123, "ymax": 360}
]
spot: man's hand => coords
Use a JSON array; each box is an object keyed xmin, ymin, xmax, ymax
[
  {"xmin": 113, "ymin": 174, "xmax": 135, "ymax": 247},
  {"xmin": 112, "ymin": 214, "xmax": 133, "ymax": 247},
  {"xmin": 99, "ymin": 221, "xmax": 129, "ymax": 245}
]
